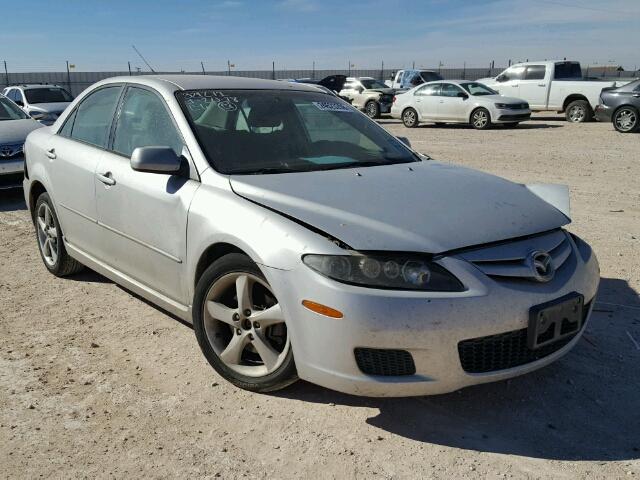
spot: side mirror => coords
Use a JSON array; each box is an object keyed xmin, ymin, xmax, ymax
[
  {"xmin": 131, "ymin": 146, "xmax": 183, "ymax": 174},
  {"xmin": 15, "ymin": 100, "xmax": 24, "ymax": 107},
  {"xmin": 496, "ymin": 74, "xmax": 506, "ymax": 83},
  {"xmin": 397, "ymin": 136, "xmax": 411, "ymax": 148},
  {"xmin": 457, "ymin": 91, "xmax": 469, "ymax": 99}
]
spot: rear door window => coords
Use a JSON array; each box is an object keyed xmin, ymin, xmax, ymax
[
  {"xmin": 68, "ymin": 86, "xmax": 123, "ymax": 148},
  {"xmin": 554, "ymin": 62, "xmax": 582, "ymax": 79},
  {"xmin": 415, "ymin": 84, "xmax": 441, "ymax": 96},
  {"xmin": 440, "ymin": 83, "xmax": 464, "ymax": 97}
]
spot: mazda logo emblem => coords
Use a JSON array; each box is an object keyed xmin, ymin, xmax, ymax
[{"xmin": 527, "ymin": 250, "xmax": 555, "ymax": 282}]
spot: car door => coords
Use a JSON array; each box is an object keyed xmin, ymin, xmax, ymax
[
  {"xmin": 492, "ymin": 65, "xmax": 525, "ymax": 97},
  {"xmin": 94, "ymin": 85, "xmax": 199, "ymax": 303},
  {"xmin": 436, "ymin": 83, "xmax": 468, "ymax": 121},
  {"xmin": 413, "ymin": 83, "xmax": 441, "ymax": 120},
  {"xmin": 45, "ymin": 85, "xmax": 124, "ymax": 255},
  {"xmin": 518, "ymin": 65, "xmax": 548, "ymax": 109}
]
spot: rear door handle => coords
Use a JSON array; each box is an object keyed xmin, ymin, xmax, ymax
[
  {"xmin": 46, "ymin": 148, "xmax": 56, "ymax": 159},
  {"xmin": 96, "ymin": 172, "xmax": 116, "ymax": 186},
  {"xmin": 538, "ymin": 84, "xmax": 546, "ymax": 87}
]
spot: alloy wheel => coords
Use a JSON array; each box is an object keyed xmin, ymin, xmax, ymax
[
  {"xmin": 203, "ymin": 272, "xmax": 290, "ymax": 377},
  {"xmin": 36, "ymin": 203, "xmax": 58, "ymax": 267},
  {"xmin": 472, "ymin": 110, "xmax": 488, "ymax": 128},
  {"xmin": 403, "ymin": 109, "xmax": 416, "ymax": 127},
  {"xmin": 568, "ymin": 105, "xmax": 585, "ymax": 122},
  {"xmin": 614, "ymin": 108, "xmax": 637, "ymax": 132}
]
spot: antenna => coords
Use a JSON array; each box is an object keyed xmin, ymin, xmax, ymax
[{"xmin": 132, "ymin": 45, "xmax": 156, "ymax": 73}]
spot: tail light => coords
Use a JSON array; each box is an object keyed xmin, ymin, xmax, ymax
[{"xmin": 392, "ymin": 96, "xmax": 397, "ymax": 103}]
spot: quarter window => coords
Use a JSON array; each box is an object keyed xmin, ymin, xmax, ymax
[
  {"xmin": 68, "ymin": 86, "xmax": 123, "ymax": 148},
  {"xmin": 525, "ymin": 65, "xmax": 546, "ymax": 80},
  {"xmin": 112, "ymin": 87, "xmax": 184, "ymax": 158}
]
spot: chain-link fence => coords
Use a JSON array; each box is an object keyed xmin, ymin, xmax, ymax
[{"xmin": 1, "ymin": 65, "xmax": 638, "ymax": 97}]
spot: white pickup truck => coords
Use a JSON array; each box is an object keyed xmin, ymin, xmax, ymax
[{"xmin": 477, "ymin": 61, "xmax": 616, "ymax": 122}]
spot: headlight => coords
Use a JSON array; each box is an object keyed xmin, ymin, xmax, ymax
[
  {"xmin": 302, "ymin": 254, "xmax": 464, "ymax": 291},
  {"xmin": 495, "ymin": 103, "xmax": 509, "ymax": 109}
]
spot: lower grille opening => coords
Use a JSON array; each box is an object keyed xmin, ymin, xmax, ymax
[
  {"xmin": 354, "ymin": 348, "xmax": 416, "ymax": 376},
  {"xmin": 458, "ymin": 301, "xmax": 591, "ymax": 374}
]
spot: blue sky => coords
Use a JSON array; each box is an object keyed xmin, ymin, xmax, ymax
[{"xmin": 2, "ymin": 0, "xmax": 639, "ymax": 72}]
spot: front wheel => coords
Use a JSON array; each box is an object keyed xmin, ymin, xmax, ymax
[
  {"xmin": 471, "ymin": 108, "xmax": 492, "ymax": 130},
  {"xmin": 193, "ymin": 253, "xmax": 297, "ymax": 393},
  {"xmin": 402, "ymin": 108, "xmax": 419, "ymax": 128},
  {"xmin": 613, "ymin": 106, "xmax": 639, "ymax": 133},
  {"xmin": 34, "ymin": 192, "xmax": 84, "ymax": 277},
  {"xmin": 364, "ymin": 100, "xmax": 380, "ymax": 119},
  {"xmin": 565, "ymin": 100, "xmax": 593, "ymax": 123}
]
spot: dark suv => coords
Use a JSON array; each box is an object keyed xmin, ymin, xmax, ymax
[{"xmin": 595, "ymin": 79, "xmax": 640, "ymax": 133}]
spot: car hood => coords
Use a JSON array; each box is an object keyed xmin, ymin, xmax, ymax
[
  {"xmin": 0, "ymin": 118, "xmax": 43, "ymax": 144},
  {"xmin": 28, "ymin": 102, "xmax": 70, "ymax": 114},
  {"xmin": 478, "ymin": 94, "xmax": 527, "ymax": 104},
  {"xmin": 230, "ymin": 161, "xmax": 569, "ymax": 253}
]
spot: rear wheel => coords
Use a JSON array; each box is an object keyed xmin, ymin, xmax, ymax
[
  {"xmin": 612, "ymin": 106, "xmax": 639, "ymax": 133},
  {"xmin": 34, "ymin": 193, "xmax": 83, "ymax": 277},
  {"xmin": 193, "ymin": 253, "xmax": 297, "ymax": 393},
  {"xmin": 471, "ymin": 108, "xmax": 492, "ymax": 130},
  {"xmin": 364, "ymin": 100, "xmax": 380, "ymax": 119},
  {"xmin": 402, "ymin": 108, "xmax": 418, "ymax": 128},
  {"xmin": 565, "ymin": 100, "xmax": 592, "ymax": 123}
]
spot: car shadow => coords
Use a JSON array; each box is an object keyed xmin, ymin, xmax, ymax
[
  {"xmin": 0, "ymin": 188, "xmax": 27, "ymax": 212},
  {"xmin": 417, "ymin": 123, "xmax": 561, "ymax": 130},
  {"xmin": 275, "ymin": 277, "xmax": 640, "ymax": 462}
]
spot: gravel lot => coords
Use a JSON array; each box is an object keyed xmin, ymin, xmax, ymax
[{"xmin": 1, "ymin": 114, "xmax": 639, "ymax": 479}]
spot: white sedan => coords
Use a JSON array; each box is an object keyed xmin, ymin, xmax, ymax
[{"xmin": 391, "ymin": 80, "xmax": 531, "ymax": 129}]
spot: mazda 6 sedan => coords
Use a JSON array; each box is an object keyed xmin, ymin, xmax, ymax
[{"xmin": 23, "ymin": 75, "xmax": 599, "ymax": 396}]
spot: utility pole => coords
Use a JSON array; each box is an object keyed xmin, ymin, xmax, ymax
[
  {"xmin": 348, "ymin": 60, "xmax": 351, "ymax": 76},
  {"xmin": 227, "ymin": 60, "xmax": 231, "ymax": 76},
  {"xmin": 3, "ymin": 60, "xmax": 8, "ymax": 88},
  {"xmin": 128, "ymin": 61, "xmax": 132, "ymax": 76},
  {"xmin": 412, "ymin": 61, "xmax": 415, "ymax": 69},
  {"xmin": 272, "ymin": 61, "xmax": 275, "ymax": 80},
  {"xmin": 66, "ymin": 61, "xmax": 72, "ymax": 95},
  {"xmin": 201, "ymin": 61, "xmax": 206, "ymax": 75}
]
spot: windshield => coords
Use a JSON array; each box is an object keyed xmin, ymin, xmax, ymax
[
  {"xmin": 0, "ymin": 96, "xmax": 29, "ymax": 120},
  {"xmin": 24, "ymin": 87, "xmax": 73, "ymax": 104},
  {"xmin": 460, "ymin": 82, "xmax": 498, "ymax": 96},
  {"xmin": 360, "ymin": 79, "xmax": 388, "ymax": 89},
  {"xmin": 177, "ymin": 90, "xmax": 418, "ymax": 175},
  {"xmin": 420, "ymin": 71, "xmax": 444, "ymax": 82}
]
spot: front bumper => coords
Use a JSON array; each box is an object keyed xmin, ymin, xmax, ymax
[
  {"xmin": 0, "ymin": 157, "xmax": 25, "ymax": 189},
  {"xmin": 495, "ymin": 109, "xmax": 531, "ymax": 122},
  {"xmin": 594, "ymin": 104, "xmax": 613, "ymax": 122},
  {"xmin": 263, "ymin": 234, "xmax": 599, "ymax": 397}
]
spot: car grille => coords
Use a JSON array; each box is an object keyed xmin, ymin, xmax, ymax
[
  {"xmin": 354, "ymin": 348, "xmax": 416, "ymax": 376},
  {"xmin": 0, "ymin": 143, "xmax": 23, "ymax": 160},
  {"xmin": 502, "ymin": 103, "xmax": 529, "ymax": 110},
  {"xmin": 459, "ymin": 229, "xmax": 573, "ymax": 282},
  {"xmin": 458, "ymin": 300, "xmax": 591, "ymax": 373}
]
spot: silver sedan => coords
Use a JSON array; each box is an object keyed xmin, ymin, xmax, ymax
[{"xmin": 23, "ymin": 75, "xmax": 599, "ymax": 396}]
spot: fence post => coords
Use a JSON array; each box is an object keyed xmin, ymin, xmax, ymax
[
  {"xmin": 128, "ymin": 62, "xmax": 132, "ymax": 76},
  {"xmin": 462, "ymin": 62, "xmax": 466, "ymax": 80},
  {"xmin": 272, "ymin": 61, "xmax": 275, "ymax": 80},
  {"xmin": 66, "ymin": 61, "xmax": 71, "ymax": 95},
  {"xmin": 201, "ymin": 61, "xmax": 206, "ymax": 75},
  {"xmin": 227, "ymin": 60, "xmax": 231, "ymax": 76},
  {"xmin": 381, "ymin": 60, "xmax": 384, "ymax": 81},
  {"xmin": 312, "ymin": 61, "xmax": 315, "ymax": 80},
  {"xmin": 3, "ymin": 60, "xmax": 8, "ymax": 87}
]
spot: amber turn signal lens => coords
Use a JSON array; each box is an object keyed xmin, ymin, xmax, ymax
[{"xmin": 301, "ymin": 300, "xmax": 344, "ymax": 319}]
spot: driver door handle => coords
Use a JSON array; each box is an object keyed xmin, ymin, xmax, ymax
[
  {"xmin": 97, "ymin": 172, "xmax": 116, "ymax": 186},
  {"xmin": 46, "ymin": 148, "xmax": 56, "ymax": 159}
]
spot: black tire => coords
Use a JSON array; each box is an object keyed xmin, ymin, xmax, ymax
[
  {"xmin": 470, "ymin": 108, "xmax": 492, "ymax": 130},
  {"xmin": 364, "ymin": 100, "xmax": 380, "ymax": 119},
  {"xmin": 402, "ymin": 107, "xmax": 419, "ymax": 128},
  {"xmin": 435, "ymin": 122, "xmax": 447, "ymax": 126},
  {"xmin": 612, "ymin": 106, "xmax": 639, "ymax": 133},
  {"xmin": 193, "ymin": 253, "xmax": 298, "ymax": 393},
  {"xmin": 565, "ymin": 100, "xmax": 593, "ymax": 123},
  {"xmin": 34, "ymin": 192, "xmax": 83, "ymax": 277}
]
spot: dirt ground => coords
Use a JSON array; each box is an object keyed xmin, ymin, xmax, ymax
[{"xmin": 1, "ymin": 114, "xmax": 639, "ymax": 479}]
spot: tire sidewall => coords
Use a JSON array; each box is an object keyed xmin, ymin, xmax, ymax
[
  {"xmin": 471, "ymin": 108, "xmax": 491, "ymax": 130},
  {"xmin": 565, "ymin": 100, "xmax": 592, "ymax": 123},
  {"xmin": 365, "ymin": 100, "xmax": 380, "ymax": 119},
  {"xmin": 193, "ymin": 253, "xmax": 297, "ymax": 392},
  {"xmin": 34, "ymin": 192, "xmax": 64, "ymax": 274}
]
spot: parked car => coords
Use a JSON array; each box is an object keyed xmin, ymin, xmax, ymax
[
  {"xmin": 477, "ymin": 61, "xmax": 616, "ymax": 123},
  {"xmin": 0, "ymin": 94, "xmax": 44, "ymax": 189},
  {"xmin": 24, "ymin": 75, "xmax": 599, "ymax": 397},
  {"xmin": 2, "ymin": 84, "xmax": 73, "ymax": 126},
  {"xmin": 295, "ymin": 75, "xmax": 347, "ymax": 96},
  {"xmin": 594, "ymin": 79, "xmax": 640, "ymax": 133},
  {"xmin": 386, "ymin": 69, "xmax": 443, "ymax": 89},
  {"xmin": 391, "ymin": 80, "xmax": 530, "ymax": 129},
  {"xmin": 339, "ymin": 77, "xmax": 397, "ymax": 118}
]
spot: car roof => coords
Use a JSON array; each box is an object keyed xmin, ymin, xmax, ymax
[
  {"xmin": 11, "ymin": 84, "xmax": 65, "ymax": 89},
  {"xmin": 422, "ymin": 80, "xmax": 473, "ymax": 85},
  {"xmin": 93, "ymin": 75, "xmax": 326, "ymax": 96}
]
